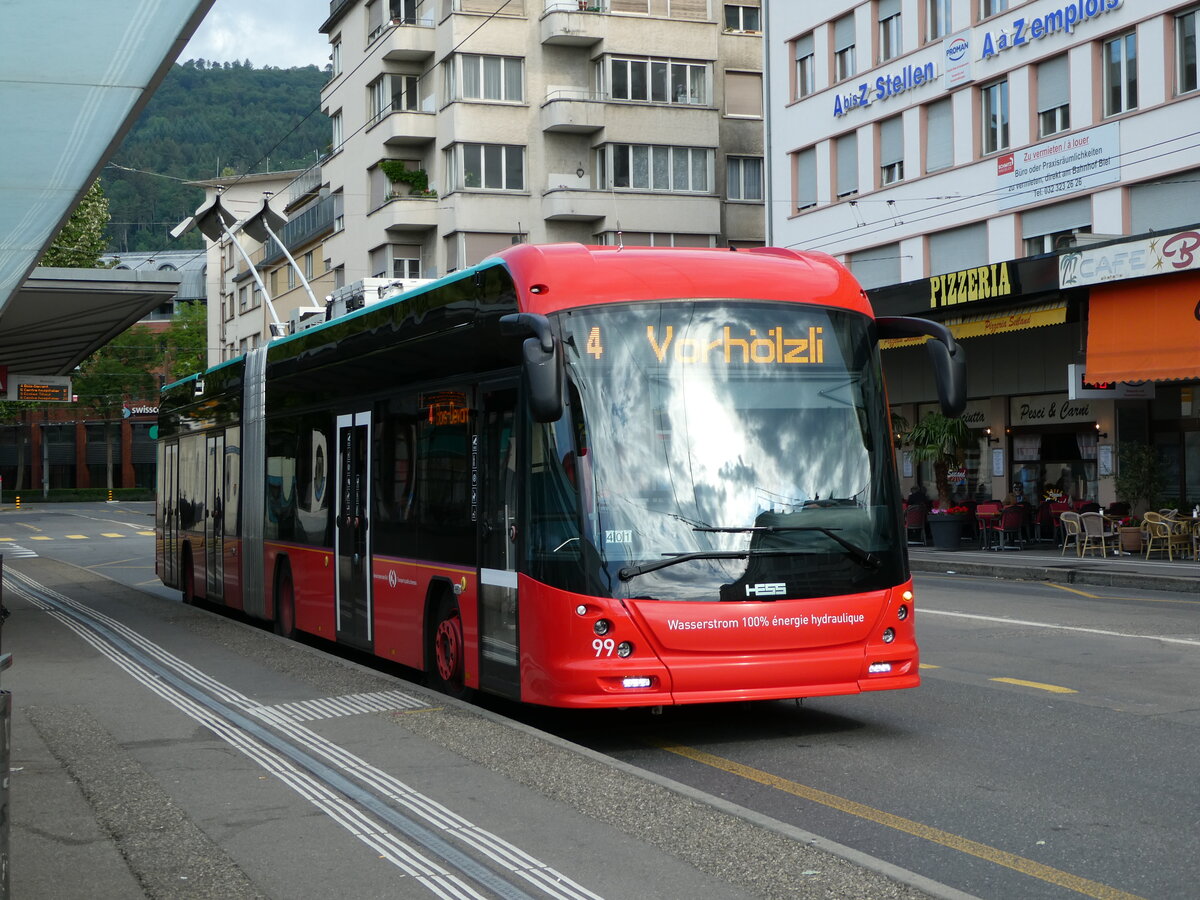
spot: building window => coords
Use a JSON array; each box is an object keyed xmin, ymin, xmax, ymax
[
  {"xmin": 1103, "ymin": 32, "xmax": 1138, "ymax": 116},
  {"xmin": 331, "ymin": 111, "xmax": 343, "ymax": 152},
  {"xmin": 238, "ymin": 285, "xmax": 248, "ymax": 312},
  {"xmin": 794, "ymin": 34, "xmax": 815, "ymax": 99},
  {"xmin": 834, "ymin": 14, "xmax": 856, "ymax": 82},
  {"xmin": 835, "ymin": 132, "xmax": 858, "ymax": 198},
  {"xmin": 925, "ymin": 97, "xmax": 953, "ymax": 172},
  {"xmin": 601, "ymin": 144, "xmax": 712, "ymax": 193},
  {"xmin": 607, "ymin": 56, "xmax": 708, "ymax": 105},
  {"xmin": 979, "ymin": 0, "xmax": 1007, "ymax": 20},
  {"xmin": 391, "ymin": 0, "xmax": 420, "ymax": 24},
  {"xmin": 1179, "ymin": 7, "xmax": 1199, "ymax": 94},
  {"xmin": 727, "ymin": 156, "xmax": 763, "ymax": 200},
  {"xmin": 879, "ymin": 116, "xmax": 904, "ymax": 185},
  {"xmin": 926, "ymin": 0, "xmax": 951, "ymax": 42},
  {"xmin": 1024, "ymin": 226, "xmax": 1092, "ymax": 255},
  {"xmin": 981, "ymin": 79, "xmax": 1009, "ymax": 155},
  {"xmin": 287, "ymin": 266, "xmax": 296, "ymax": 290},
  {"xmin": 449, "ymin": 54, "xmax": 523, "ymax": 103},
  {"xmin": 878, "ymin": 0, "xmax": 902, "ymax": 63},
  {"xmin": 452, "ymin": 143, "xmax": 525, "ymax": 191},
  {"xmin": 725, "ymin": 71, "xmax": 762, "ymax": 118},
  {"xmin": 394, "ymin": 257, "xmax": 421, "ymax": 279},
  {"xmin": 724, "ymin": 4, "xmax": 760, "ymax": 32},
  {"xmin": 794, "ymin": 147, "xmax": 817, "ymax": 211},
  {"xmin": 304, "ymin": 251, "xmax": 314, "ymax": 280},
  {"xmin": 331, "ymin": 38, "xmax": 342, "ymax": 76},
  {"xmin": 1037, "ymin": 56, "xmax": 1070, "ymax": 137}
]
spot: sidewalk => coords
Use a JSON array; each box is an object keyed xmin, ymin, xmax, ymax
[{"xmin": 909, "ymin": 537, "xmax": 1200, "ymax": 594}]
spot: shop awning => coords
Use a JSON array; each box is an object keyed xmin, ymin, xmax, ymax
[
  {"xmin": 1086, "ymin": 271, "xmax": 1200, "ymax": 382},
  {"xmin": 880, "ymin": 302, "xmax": 1067, "ymax": 349}
]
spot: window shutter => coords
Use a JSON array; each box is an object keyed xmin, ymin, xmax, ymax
[
  {"xmin": 836, "ymin": 132, "xmax": 858, "ymax": 196},
  {"xmin": 1037, "ymin": 55, "xmax": 1069, "ymax": 112},
  {"xmin": 879, "ymin": 116, "xmax": 903, "ymax": 166},
  {"xmin": 834, "ymin": 14, "xmax": 856, "ymax": 51},
  {"xmin": 924, "ymin": 98, "xmax": 953, "ymax": 172},
  {"xmin": 1021, "ymin": 197, "xmax": 1091, "ymax": 239},
  {"xmin": 928, "ymin": 223, "xmax": 987, "ymax": 275}
]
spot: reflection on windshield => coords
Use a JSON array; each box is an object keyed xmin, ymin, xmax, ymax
[{"xmin": 524, "ymin": 301, "xmax": 905, "ymax": 601}]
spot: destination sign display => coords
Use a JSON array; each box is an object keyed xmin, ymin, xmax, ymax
[{"xmin": 6, "ymin": 374, "xmax": 72, "ymax": 402}]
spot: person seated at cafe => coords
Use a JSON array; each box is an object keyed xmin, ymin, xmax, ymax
[{"xmin": 906, "ymin": 484, "xmax": 930, "ymax": 510}]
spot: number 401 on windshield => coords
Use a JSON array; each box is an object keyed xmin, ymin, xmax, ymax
[{"xmin": 587, "ymin": 327, "xmax": 604, "ymax": 359}]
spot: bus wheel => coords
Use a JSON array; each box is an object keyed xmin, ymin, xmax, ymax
[
  {"xmin": 431, "ymin": 594, "xmax": 470, "ymax": 699},
  {"xmin": 274, "ymin": 564, "xmax": 296, "ymax": 639},
  {"xmin": 181, "ymin": 552, "xmax": 197, "ymax": 605}
]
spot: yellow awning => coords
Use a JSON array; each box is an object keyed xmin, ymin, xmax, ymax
[{"xmin": 880, "ymin": 303, "xmax": 1067, "ymax": 349}]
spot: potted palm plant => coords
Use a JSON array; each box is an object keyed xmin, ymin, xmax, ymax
[{"xmin": 903, "ymin": 412, "xmax": 973, "ymax": 550}]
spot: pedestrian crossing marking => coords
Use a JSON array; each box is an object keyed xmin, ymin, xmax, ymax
[{"xmin": 0, "ymin": 543, "xmax": 37, "ymax": 558}]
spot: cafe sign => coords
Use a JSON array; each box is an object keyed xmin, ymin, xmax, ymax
[{"xmin": 1010, "ymin": 392, "xmax": 1095, "ymax": 425}]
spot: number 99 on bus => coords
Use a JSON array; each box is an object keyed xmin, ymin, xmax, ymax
[{"xmin": 593, "ymin": 637, "xmax": 615, "ymax": 657}]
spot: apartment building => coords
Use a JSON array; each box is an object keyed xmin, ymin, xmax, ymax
[
  {"xmin": 317, "ymin": 0, "xmax": 765, "ymax": 286},
  {"xmin": 766, "ymin": 0, "xmax": 1200, "ymax": 508}
]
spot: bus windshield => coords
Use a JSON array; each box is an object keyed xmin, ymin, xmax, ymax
[{"xmin": 525, "ymin": 300, "xmax": 906, "ymax": 602}]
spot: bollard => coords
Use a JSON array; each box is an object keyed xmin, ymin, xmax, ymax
[
  {"xmin": 107, "ymin": 490, "xmax": 113, "ymax": 502},
  {"xmin": 13, "ymin": 496, "xmax": 18, "ymax": 510}
]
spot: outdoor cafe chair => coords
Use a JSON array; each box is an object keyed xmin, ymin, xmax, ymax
[
  {"xmin": 1059, "ymin": 511, "xmax": 1082, "ymax": 557},
  {"xmin": 988, "ymin": 506, "xmax": 1025, "ymax": 551},
  {"xmin": 1143, "ymin": 511, "xmax": 1191, "ymax": 561},
  {"xmin": 1079, "ymin": 511, "xmax": 1119, "ymax": 558},
  {"xmin": 905, "ymin": 504, "xmax": 927, "ymax": 545}
]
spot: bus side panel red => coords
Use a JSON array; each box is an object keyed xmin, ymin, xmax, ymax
[
  {"xmin": 265, "ymin": 542, "xmax": 336, "ymax": 637},
  {"xmin": 371, "ymin": 558, "xmax": 478, "ymax": 685}
]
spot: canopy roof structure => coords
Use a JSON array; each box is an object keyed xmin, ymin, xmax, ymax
[{"xmin": 0, "ymin": 0, "xmax": 216, "ymax": 374}]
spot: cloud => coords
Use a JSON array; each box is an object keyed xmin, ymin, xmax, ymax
[{"xmin": 183, "ymin": 0, "xmax": 330, "ymax": 69}]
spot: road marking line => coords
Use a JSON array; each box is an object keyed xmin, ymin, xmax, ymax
[
  {"xmin": 65, "ymin": 534, "xmax": 89, "ymax": 540},
  {"xmin": 1043, "ymin": 582, "xmax": 1200, "ymax": 606},
  {"xmin": 30, "ymin": 536, "xmax": 52, "ymax": 541},
  {"xmin": 17, "ymin": 522, "xmax": 40, "ymax": 532},
  {"xmin": 651, "ymin": 740, "xmax": 1147, "ymax": 900},
  {"xmin": 101, "ymin": 532, "xmax": 125, "ymax": 538},
  {"xmin": 991, "ymin": 677, "xmax": 1077, "ymax": 693},
  {"xmin": 919, "ymin": 663, "xmax": 940, "ymax": 669},
  {"xmin": 923, "ymin": 608, "xmax": 1200, "ymax": 647},
  {"xmin": 137, "ymin": 531, "xmax": 155, "ymax": 536}
]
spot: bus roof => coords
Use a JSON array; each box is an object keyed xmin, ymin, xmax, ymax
[{"xmin": 495, "ymin": 243, "xmax": 872, "ymax": 317}]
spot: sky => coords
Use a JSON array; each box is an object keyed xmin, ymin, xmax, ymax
[{"xmin": 182, "ymin": 0, "xmax": 332, "ymax": 69}]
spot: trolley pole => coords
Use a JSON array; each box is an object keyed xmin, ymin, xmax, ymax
[{"xmin": 1, "ymin": 554, "xmax": 11, "ymax": 899}]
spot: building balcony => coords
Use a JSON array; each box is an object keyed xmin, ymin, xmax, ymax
[
  {"xmin": 367, "ymin": 194, "xmax": 439, "ymax": 232},
  {"xmin": 372, "ymin": 109, "xmax": 437, "ymax": 146},
  {"xmin": 540, "ymin": 90, "xmax": 607, "ymax": 133},
  {"xmin": 601, "ymin": 100, "xmax": 719, "ymax": 147},
  {"xmin": 541, "ymin": 2, "xmax": 608, "ymax": 46},
  {"xmin": 542, "ymin": 188, "xmax": 720, "ymax": 234},
  {"xmin": 380, "ymin": 20, "xmax": 436, "ymax": 61}
]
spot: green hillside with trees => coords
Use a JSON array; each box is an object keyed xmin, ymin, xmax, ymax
[{"xmin": 102, "ymin": 59, "xmax": 330, "ymax": 253}]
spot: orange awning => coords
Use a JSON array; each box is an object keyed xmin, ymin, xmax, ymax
[{"xmin": 1086, "ymin": 271, "xmax": 1200, "ymax": 382}]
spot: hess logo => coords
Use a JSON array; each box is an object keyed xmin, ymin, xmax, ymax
[{"xmin": 745, "ymin": 582, "xmax": 786, "ymax": 597}]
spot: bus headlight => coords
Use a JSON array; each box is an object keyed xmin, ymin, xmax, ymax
[
  {"xmin": 617, "ymin": 641, "xmax": 633, "ymax": 658},
  {"xmin": 594, "ymin": 619, "xmax": 611, "ymax": 636},
  {"xmin": 897, "ymin": 604, "xmax": 909, "ymax": 621},
  {"xmin": 882, "ymin": 628, "xmax": 896, "ymax": 644}
]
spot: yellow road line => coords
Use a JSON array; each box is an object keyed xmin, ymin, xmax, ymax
[
  {"xmin": 101, "ymin": 532, "xmax": 125, "ymax": 538},
  {"xmin": 16, "ymin": 522, "xmax": 40, "ymax": 532},
  {"xmin": 991, "ymin": 677, "xmax": 1077, "ymax": 694},
  {"xmin": 30, "ymin": 536, "xmax": 52, "ymax": 541},
  {"xmin": 919, "ymin": 663, "xmax": 940, "ymax": 669},
  {"xmin": 650, "ymin": 740, "xmax": 1146, "ymax": 900},
  {"xmin": 137, "ymin": 531, "xmax": 155, "ymax": 536},
  {"xmin": 65, "ymin": 534, "xmax": 88, "ymax": 540},
  {"xmin": 1044, "ymin": 582, "xmax": 1200, "ymax": 606}
]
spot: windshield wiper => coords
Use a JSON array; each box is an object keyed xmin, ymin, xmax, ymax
[
  {"xmin": 690, "ymin": 525, "xmax": 881, "ymax": 571},
  {"xmin": 618, "ymin": 549, "xmax": 804, "ymax": 582}
]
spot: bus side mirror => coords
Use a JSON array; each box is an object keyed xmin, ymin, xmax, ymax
[
  {"xmin": 875, "ymin": 316, "xmax": 966, "ymax": 417},
  {"xmin": 500, "ymin": 313, "xmax": 563, "ymax": 422}
]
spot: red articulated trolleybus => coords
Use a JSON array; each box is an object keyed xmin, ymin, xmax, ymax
[{"xmin": 156, "ymin": 243, "xmax": 964, "ymax": 708}]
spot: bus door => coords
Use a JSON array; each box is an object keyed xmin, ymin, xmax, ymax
[
  {"xmin": 478, "ymin": 386, "xmax": 520, "ymax": 698},
  {"xmin": 205, "ymin": 433, "xmax": 225, "ymax": 599},
  {"xmin": 335, "ymin": 411, "xmax": 373, "ymax": 648},
  {"xmin": 161, "ymin": 442, "xmax": 179, "ymax": 585}
]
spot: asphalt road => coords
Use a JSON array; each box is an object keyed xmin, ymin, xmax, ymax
[
  {"xmin": 6, "ymin": 503, "xmax": 1198, "ymax": 899},
  {"xmin": 533, "ymin": 573, "xmax": 1200, "ymax": 900}
]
